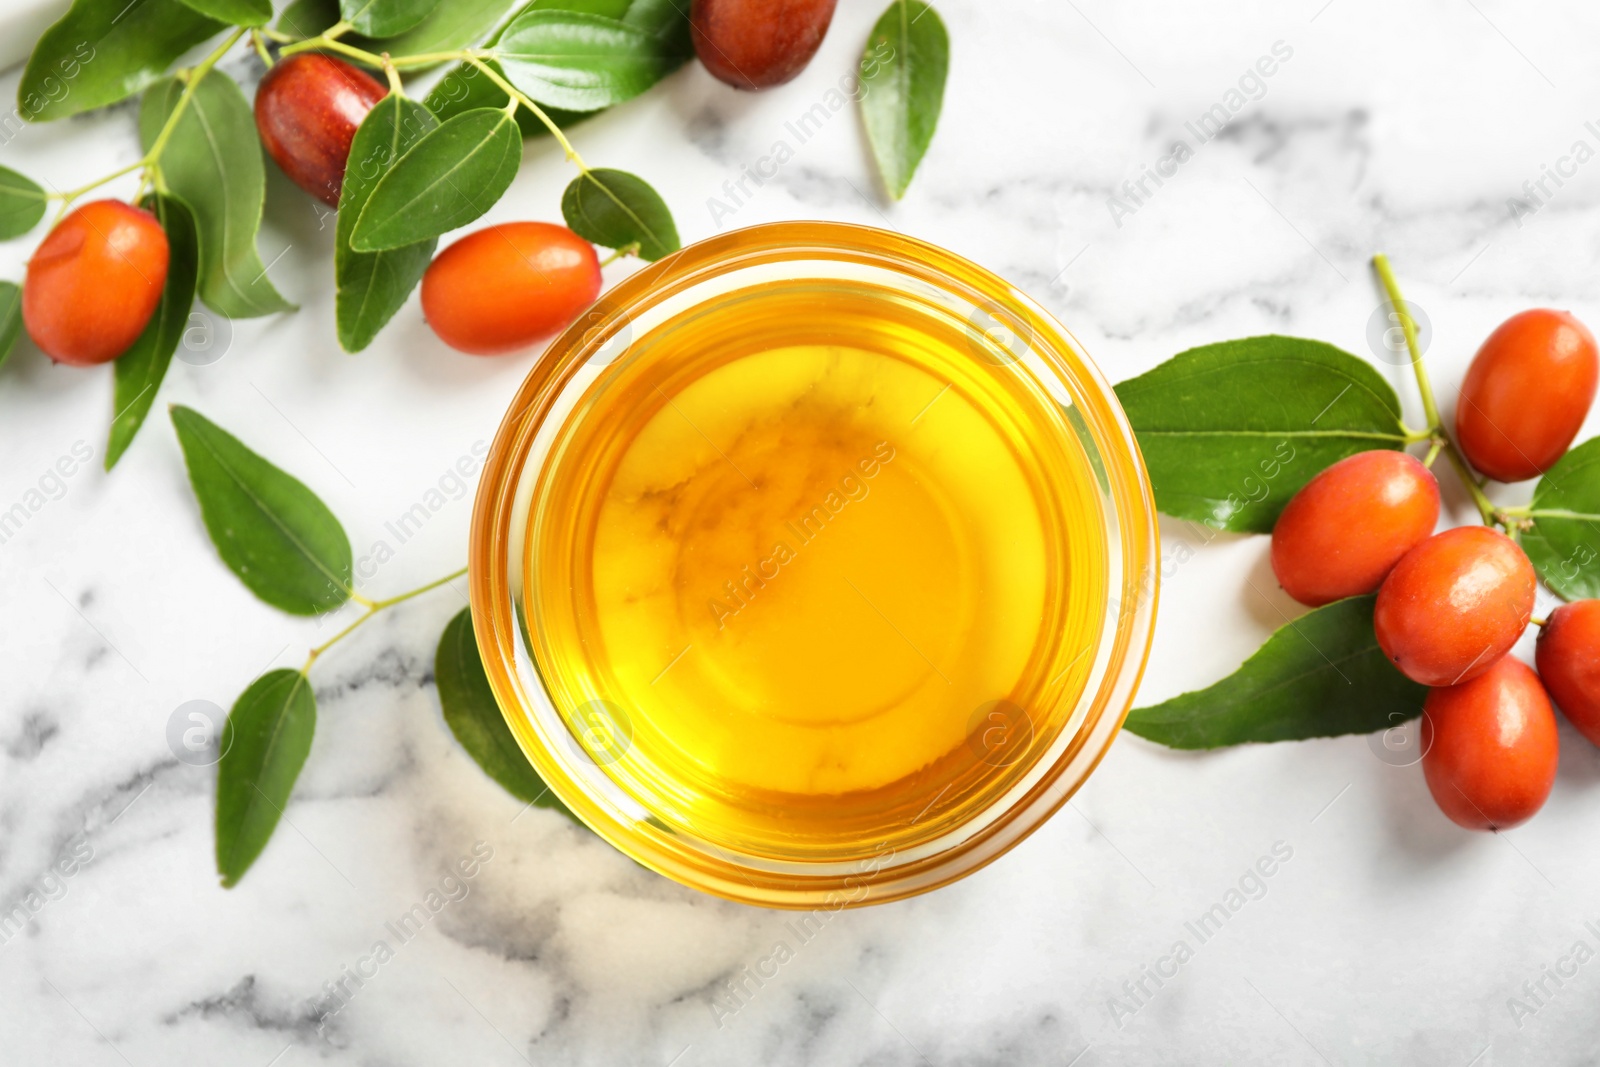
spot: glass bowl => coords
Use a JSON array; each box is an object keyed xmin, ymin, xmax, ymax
[{"xmin": 468, "ymin": 221, "xmax": 1158, "ymax": 909}]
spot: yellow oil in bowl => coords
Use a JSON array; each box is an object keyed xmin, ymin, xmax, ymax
[
  {"xmin": 528, "ymin": 281, "xmax": 1107, "ymax": 856},
  {"xmin": 472, "ymin": 223, "xmax": 1156, "ymax": 906}
]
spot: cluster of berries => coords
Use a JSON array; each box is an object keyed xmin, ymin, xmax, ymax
[{"xmin": 1271, "ymin": 309, "xmax": 1599, "ymax": 830}]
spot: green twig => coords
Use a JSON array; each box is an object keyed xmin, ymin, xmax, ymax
[
  {"xmin": 277, "ymin": 31, "xmax": 489, "ymax": 72},
  {"xmin": 381, "ymin": 54, "xmax": 404, "ymax": 96},
  {"xmin": 598, "ymin": 243, "xmax": 639, "ymax": 267},
  {"xmin": 49, "ymin": 159, "xmax": 146, "ymax": 203},
  {"xmin": 300, "ymin": 565, "xmax": 468, "ymax": 672},
  {"xmin": 277, "ymin": 33, "xmax": 384, "ymax": 66},
  {"xmin": 463, "ymin": 55, "xmax": 588, "ymax": 169},
  {"xmin": 1439, "ymin": 440, "xmax": 1499, "ymax": 525},
  {"xmin": 302, "ymin": 607, "xmax": 376, "ymax": 671},
  {"xmin": 370, "ymin": 566, "xmax": 469, "ymax": 610},
  {"xmin": 146, "ymin": 28, "xmax": 248, "ymax": 168},
  {"xmin": 47, "ymin": 27, "xmax": 248, "ymax": 213},
  {"xmin": 391, "ymin": 48, "xmax": 494, "ymax": 68},
  {"xmin": 1372, "ymin": 253, "xmax": 1502, "ymax": 527},
  {"xmin": 251, "ymin": 28, "xmax": 274, "ymax": 68},
  {"xmin": 1372, "ymin": 253, "xmax": 1441, "ymax": 431}
]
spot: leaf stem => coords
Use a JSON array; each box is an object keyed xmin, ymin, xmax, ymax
[
  {"xmin": 302, "ymin": 608, "xmax": 376, "ymax": 670},
  {"xmin": 381, "ymin": 55, "xmax": 404, "ymax": 97},
  {"xmin": 1437, "ymin": 436, "xmax": 1500, "ymax": 525},
  {"xmin": 251, "ymin": 28, "xmax": 274, "ymax": 68},
  {"xmin": 464, "ymin": 56, "xmax": 589, "ymax": 169},
  {"xmin": 370, "ymin": 565, "xmax": 469, "ymax": 610},
  {"xmin": 598, "ymin": 242, "xmax": 639, "ymax": 267},
  {"xmin": 46, "ymin": 27, "xmax": 248, "ymax": 213},
  {"xmin": 278, "ymin": 33, "xmax": 384, "ymax": 66},
  {"xmin": 394, "ymin": 48, "xmax": 494, "ymax": 68},
  {"xmin": 299, "ymin": 565, "xmax": 467, "ymax": 672},
  {"xmin": 1371, "ymin": 253, "xmax": 1504, "ymax": 527},
  {"xmin": 147, "ymin": 28, "xmax": 248, "ymax": 166},
  {"xmin": 1372, "ymin": 253, "xmax": 1441, "ymax": 432},
  {"xmin": 49, "ymin": 159, "xmax": 147, "ymax": 202},
  {"xmin": 277, "ymin": 31, "xmax": 489, "ymax": 72}
]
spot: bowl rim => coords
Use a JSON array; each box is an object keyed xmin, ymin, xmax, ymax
[{"xmin": 468, "ymin": 220, "xmax": 1160, "ymax": 909}]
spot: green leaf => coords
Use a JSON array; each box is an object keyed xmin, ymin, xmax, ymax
[
  {"xmin": 437, "ymin": 608, "xmax": 573, "ymax": 816},
  {"xmin": 421, "ymin": 0, "xmax": 688, "ymax": 133},
  {"xmin": 348, "ymin": 0, "xmax": 518, "ymax": 58},
  {"xmin": 1115, "ymin": 336, "xmax": 1408, "ymax": 534},
  {"xmin": 496, "ymin": 8, "xmax": 692, "ymax": 112},
  {"xmin": 1524, "ymin": 438, "xmax": 1600, "ymax": 601},
  {"xmin": 170, "ymin": 405, "xmax": 353, "ymax": 615},
  {"xmin": 216, "ymin": 670, "xmax": 316, "ymax": 887},
  {"xmin": 341, "ymin": 0, "xmax": 439, "ymax": 38},
  {"xmin": 1124, "ymin": 596, "xmax": 1427, "ymax": 749},
  {"xmin": 0, "ymin": 166, "xmax": 48, "ymax": 240},
  {"xmin": 336, "ymin": 95, "xmax": 439, "ymax": 352},
  {"xmin": 276, "ymin": 0, "xmax": 340, "ymax": 35},
  {"xmin": 19, "ymin": 0, "xmax": 224, "ymax": 122},
  {"xmin": 860, "ymin": 0, "xmax": 949, "ymax": 199},
  {"xmin": 349, "ymin": 107, "xmax": 522, "ymax": 253},
  {"xmin": 614, "ymin": 0, "xmax": 695, "ymax": 37},
  {"xmin": 561, "ymin": 168, "xmax": 678, "ymax": 261},
  {"xmin": 0, "ymin": 283, "xmax": 22, "ymax": 373},
  {"xmin": 139, "ymin": 74, "xmax": 294, "ymax": 318},
  {"xmin": 520, "ymin": 0, "xmax": 684, "ymax": 23},
  {"xmin": 511, "ymin": 0, "xmax": 694, "ymax": 31},
  {"xmin": 106, "ymin": 196, "xmax": 198, "ymax": 470},
  {"xmin": 425, "ymin": 58, "xmax": 587, "ymax": 140},
  {"xmin": 176, "ymin": 0, "xmax": 271, "ymax": 25}
]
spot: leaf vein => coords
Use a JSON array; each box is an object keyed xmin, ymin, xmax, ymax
[{"xmin": 185, "ymin": 422, "xmax": 351, "ymax": 600}]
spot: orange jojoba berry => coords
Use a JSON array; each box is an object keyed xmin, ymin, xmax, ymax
[
  {"xmin": 1420, "ymin": 656, "xmax": 1558, "ymax": 830},
  {"xmin": 1271, "ymin": 450, "xmax": 1440, "ymax": 607},
  {"xmin": 420, "ymin": 222, "xmax": 602, "ymax": 356},
  {"xmin": 1374, "ymin": 526, "xmax": 1535, "ymax": 687},
  {"xmin": 23, "ymin": 199, "xmax": 169, "ymax": 366}
]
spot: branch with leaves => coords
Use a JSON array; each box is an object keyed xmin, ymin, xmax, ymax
[
  {"xmin": 167, "ymin": 404, "xmax": 558, "ymax": 885},
  {"xmin": 4, "ymin": 0, "xmax": 702, "ymax": 468},
  {"xmin": 0, "ymin": 0, "xmax": 952, "ymax": 887},
  {"xmin": 0, "ymin": 0, "xmax": 951, "ymax": 467},
  {"xmin": 1119, "ymin": 256, "xmax": 1600, "ymax": 754}
]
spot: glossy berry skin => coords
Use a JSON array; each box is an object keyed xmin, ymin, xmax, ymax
[
  {"xmin": 1536, "ymin": 600, "xmax": 1600, "ymax": 747},
  {"xmin": 1374, "ymin": 526, "xmax": 1536, "ymax": 686},
  {"xmin": 1420, "ymin": 656, "xmax": 1558, "ymax": 830},
  {"xmin": 1270, "ymin": 450, "xmax": 1440, "ymax": 607},
  {"xmin": 254, "ymin": 54, "xmax": 386, "ymax": 207},
  {"xmin": 1456, "ymin": 309, "xmax": 1598, "ymax": 482},
  {"xmin": 420, "ymin": 223, "xmax": 601, "ymax": 355},
  {"xmin": 691, "ymin": 0, "xmax": 838, "ymax": 89},
  {"xmin": 23, "ymin": 199, "xmax": 169, "ymax": 367}
]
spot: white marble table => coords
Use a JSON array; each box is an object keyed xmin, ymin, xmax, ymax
[{"xmin": 4, "ymin": 1, "xmax": 1599, "ymax": 1063}]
